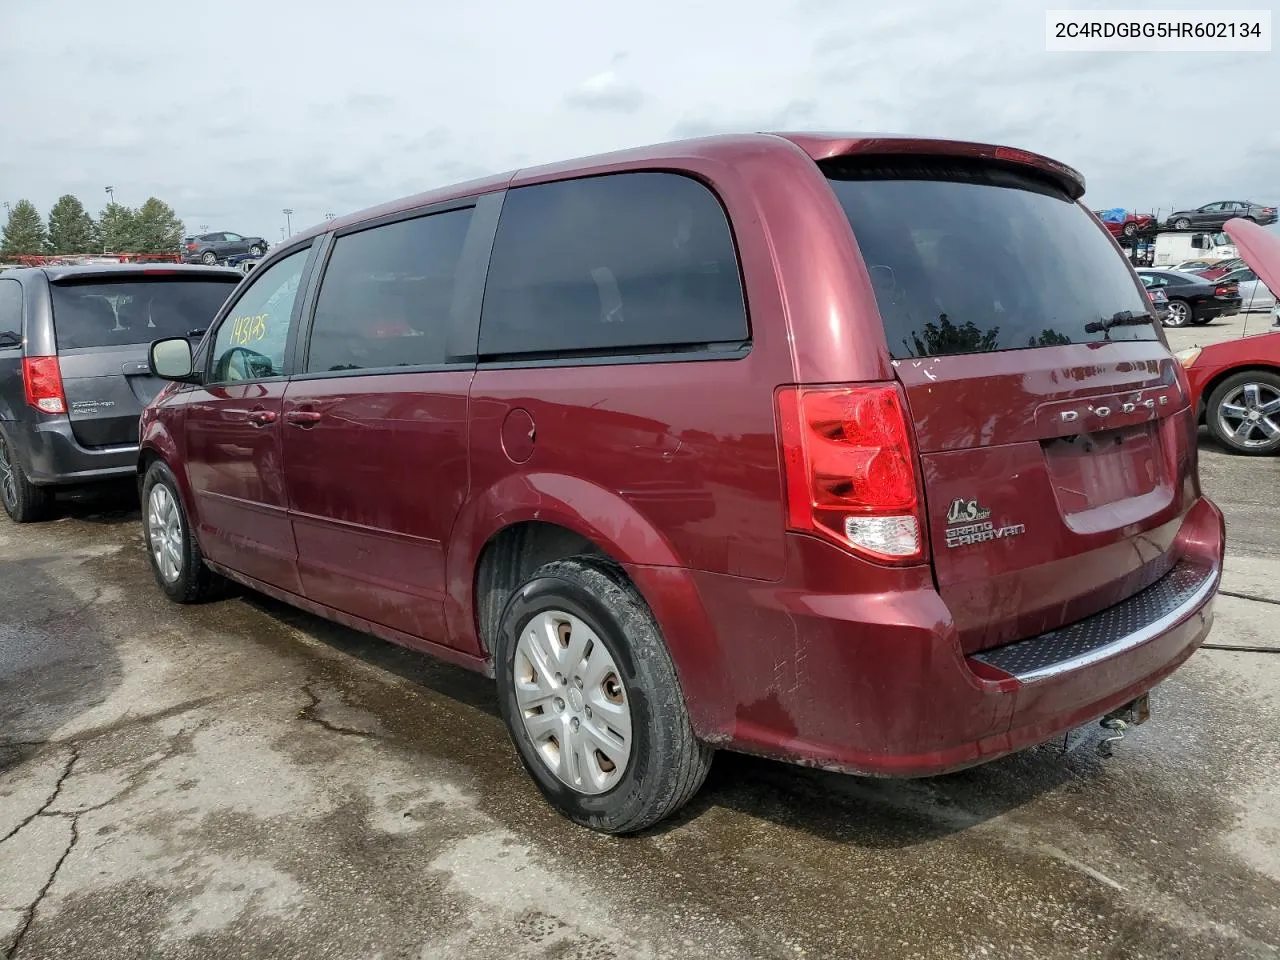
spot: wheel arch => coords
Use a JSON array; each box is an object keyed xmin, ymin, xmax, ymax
[{"xmin": 445, "ymin": 474, "xmax": 729, "ymax": 737}]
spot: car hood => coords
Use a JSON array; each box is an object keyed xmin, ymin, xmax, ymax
[{"xmin": 1225, "ymin": 218, "xmax": 1280, "ymax": 293}]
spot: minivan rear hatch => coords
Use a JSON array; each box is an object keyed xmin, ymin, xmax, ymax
[
  {"xmin": 824, "ymin": 155, "xmax": 1197, "ymax": 653},
  {"xmin": 50, "ymin": 274, "xmax": 238, "ymax": 447}
]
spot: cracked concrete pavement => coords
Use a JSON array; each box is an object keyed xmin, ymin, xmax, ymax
[{"xmin": 1, "ymin": 436, "xmax": 1279, "ymax": 958}]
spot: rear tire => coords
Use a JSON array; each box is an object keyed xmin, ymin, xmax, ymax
[
  {"xmin": 1163, "ymin": 299, "xmax": 1193, "ymax": 327},
  {"xmin": 494, "ymin": 557, "xmax": 712, "ymax": 834},
  {"xmin": 1206, "ymin": 370, "xmax": 1280, "ymax": 456},
  {"xmin": 0, "ymin": 428, "xmax": 52, "ymax": 523},
  {"xmin": 1174, "ymin": 217, "xmax": 1192, "ymax": 230},
  {"xmin": 141, "ymin": 460, "xmax": 225, "ymax": 602},
  {"xmin": 200, "ymin": 250, "xmax": 218, "ymax": 265}
]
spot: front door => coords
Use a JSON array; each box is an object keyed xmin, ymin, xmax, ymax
[
  {"xmin": 282, "ymin": 204, "xmax": 482, "ymax": 644},
  {"xmin": 183, "ymin": 245, "xmax": 314, "ymax": 593}
]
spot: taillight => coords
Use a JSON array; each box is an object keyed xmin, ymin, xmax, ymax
[
  {"xmin": 1214, "ymin": 284, "xmax": 1235, "ymax": 297},
  {"xmin": 22, "ymin": 356, "xmax": 67, "ymax": 414},
  {"xmin": 186, "ymin": 242, "xmax": 198, "ymax": 251},
  {"xmin": 776, "ymin": 383, "xmax": 926, "ymax": 564}
]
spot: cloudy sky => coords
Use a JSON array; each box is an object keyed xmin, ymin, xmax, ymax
[{"xmin": 2, "ymin": 0, "xmax": 1276, "ymax": 241}]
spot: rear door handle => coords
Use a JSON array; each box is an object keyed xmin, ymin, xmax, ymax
[
  {"xmin": 247, "ymin": 408, "xmax": 277, "ymax": 426},
  {"xmin": 285, "ymin": 410, "xmax": 323, "ymax": 427}
]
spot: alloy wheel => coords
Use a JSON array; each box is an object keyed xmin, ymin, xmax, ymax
[
  {"xmin": 1218, "ymin": 382, "xmax": 1280, "ymax": 450},
  {"xmin": 0, "ymin": 436, "xmax": 16, "ymax": 513},
  {"xmin": 1165, "ymin": 301, "xmax": 1190, "ymax": 326},
  {"xmin": 147, "ymin": 484, "xmax": 184, "ymax": 583},
  {"xmin": 514, "ymin": 610, "xmax": 633, "ymax": 795}
]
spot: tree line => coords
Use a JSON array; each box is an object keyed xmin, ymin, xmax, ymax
[{"xmin": 0, "ymin": 195, "xmax": 187, "ymax": 258}]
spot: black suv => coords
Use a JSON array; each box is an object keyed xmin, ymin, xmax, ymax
[
  {"xmin": 182, "ymin": 231, "xmax": 268, "ymax": 265},
  {"xmin": 0, "ymin": 264, "xmax": 241, "ymax": 521}
]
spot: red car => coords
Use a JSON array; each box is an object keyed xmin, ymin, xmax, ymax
[
  {"xmin": 1194, "ymin": 257, "xmax": 1244, "ymax": 282},
  {"xmin": 1094, "ymin": 210, "xmax": 1156, "ymax": 239},
  {"xmin": 138, "ymin": 133, "xmax": 1224, "ymax": 833},
  {"xmin": 1178, "ymin": 220, "xmax": 1280, "ymax": 456}
]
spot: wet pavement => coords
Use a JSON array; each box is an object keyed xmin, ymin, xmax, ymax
[{"xmin": 1, "ymin": 450, "xmax": 1278, "ymax": 960}]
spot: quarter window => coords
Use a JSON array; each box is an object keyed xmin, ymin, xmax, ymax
[
  {"xmin": 209, "ymin": 248, "xmax": 309, "ymax": 382},
  {"xmin": 0, "ymin": 279, "xmax": 21, "ymax": 346},
  {"xmin": 306, "ymin": 208, "xmax": 474, "ymax": 373},
  {"xmin": 478, "ymin": 172, "xmax": 748, "ymax": 359}
]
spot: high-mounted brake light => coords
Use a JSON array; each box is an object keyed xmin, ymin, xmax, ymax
[
  {"xmin": 776, "ymin": 383, "xmax": 926, "ymax": 564},
  {"xmin": 22, "ymin": 356, "xmax": 66, "ymax": 414}
]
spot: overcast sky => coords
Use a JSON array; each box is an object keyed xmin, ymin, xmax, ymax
[{"xmin": 2, "ymin": 0, "xmax": 1276, "ymax": 241}]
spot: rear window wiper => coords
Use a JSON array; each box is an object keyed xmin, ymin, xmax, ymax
[{"xmin": 1085, "ymin": 310, "xmax": 1151, "ymax": 335}]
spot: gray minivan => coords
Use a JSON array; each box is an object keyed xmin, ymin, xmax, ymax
[{"xmin": 0, "ymin": 264, "xmax": 241, "ymax": 521}]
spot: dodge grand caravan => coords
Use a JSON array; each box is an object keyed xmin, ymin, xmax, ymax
[
  {"xmin": 0, "ymin": 264, "xmax": 242, "ymax": 521},
  {"xmin": 138, "ymin": 133, "xmax": 1224, "ymax": 833}
]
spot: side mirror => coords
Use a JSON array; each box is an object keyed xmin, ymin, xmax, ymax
[{"xmin": 150, "ymin": 337, "xmax": 197, "ymax": 382}]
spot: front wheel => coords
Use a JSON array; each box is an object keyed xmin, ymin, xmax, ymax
[
  {"xmin": 1123, "ymin": 222, "xmax": 1137, "ymax": 238},
  {"xmin": 1206, "ymin": 371, "xmax": 1280, "ymax": 455},
  {"xmin": 494, "ymin": 557, "xmax": 712, "ymax": 834},
  {"xmin": 142, "ymin": 460, "xmax": 225, "ymax": 602},
  {"xmin": 1163, "ymin": 299, "xmax": 1192, "ymax": 327},
  {"xmin": 248, "ymin": 244, "xmax": 264, "ymax": 257}
]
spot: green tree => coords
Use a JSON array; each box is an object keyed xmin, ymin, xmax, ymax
[
  {"xmin": 0, "ymin": 199, "xmax": 49, "ymax": 258},
  {"xmin": 132, "ymin": 197, "xmax": 185, "ymax": 254},
  {"xmin": 46, "ymin": 195, "xmax": 98, "ymax": 254},
  {"xmin": 98, "ymin": 202, "xmax": 138, "ymax": 253}
]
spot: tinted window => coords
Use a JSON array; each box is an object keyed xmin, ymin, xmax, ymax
[
  {"xmin": 0, "ymin": 279, "xmax": 20, "ymax": 345},
  {"xmin": 479, "ymin": 172, "xmax": 747, "ymax": 358},
  {"xmin": 49, "ymin": 278, "xmax": 238, "ymax": 349},
  {"xmin": 825, "ymin": 158, "xmax": 1156, "ymax": 358},
  {"xmin": 306, "ymin": 208, "xmax": 473, "ymax": 373},
  {"xmin": 209, "ymin": 249, "xmax": 309, "ymax": 382}
]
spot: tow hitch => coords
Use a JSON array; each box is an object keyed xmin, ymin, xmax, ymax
[{"xmin": 1097, "ymin": 693, "xmax": 1151, "ymax": 757}]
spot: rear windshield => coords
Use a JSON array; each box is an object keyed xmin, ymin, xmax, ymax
[
  {"xmin": 50, "ymin": 278, "xmax": 238, "ymax": 349},
  {"xmin": 824, "ymin": 158, "xmax": 1157, "ymax": 358}
]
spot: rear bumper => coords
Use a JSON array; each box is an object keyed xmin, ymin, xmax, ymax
[
  {"xmin": 637, "ymin": 495, "xmax": 1224, "ymax": 777},
  {"xmin": 13, "ymin": 419, "xmax": 138, "ymax": 486}
]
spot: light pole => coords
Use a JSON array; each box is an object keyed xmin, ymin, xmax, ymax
[
  {"xmin": 324, "ymin": 212, "xmax": 335, "ymax": 222},
  {"xmin": 105, "ymin": 185, "xmax": 115, "ymax": 207},
  {"xmin": 200, "ymin": 224, "xmax": 208, "ymax": 232},
  {"xmin": 282, "ymin": 208, "xmax": 293, "ymax": 236}
]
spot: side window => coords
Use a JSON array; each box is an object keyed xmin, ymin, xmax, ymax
[
  {"xmin": 224, "ymin": 233, "xmax": 242, "ymax": 242},
  {"xmin": 0, "ymin": 279, "xmax": 21, "ymax": 346},
  {"xmin": 208, "ymin": 248, "xmax": 309, "ymax": 383},
  {"xmin": 478, "ymin": 172, "xmax": 748, "ymax": 359},
  {"xmin": 306, "ymin": 208, "xmax": 473, "ymax": 373}
]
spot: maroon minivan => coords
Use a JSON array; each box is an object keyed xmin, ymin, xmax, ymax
[{"xmin": 140, "ymin": 133, "xmax": 1224, "ymax": 833}]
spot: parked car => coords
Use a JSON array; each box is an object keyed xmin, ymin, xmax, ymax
[
  {"xmin": 0, "ymin": 264, "xmax": 241, "ymax": 521},
  {"xmin": 1215, "ymin": 266, "xmax": 1276, "ymax": 312},
  {"xmin": 182, "ymin": 232, "xmax": 268, "ymax": 265},
  {"xmin": 1165, "ymin": 201, "xmax": 1277, "ymax": 231},
  {"xmin": 1169, "ymin": 258, "xmax": 1224, "ymax": 274},
  {"xmin": 1135, "ymin": 268, "xmax": 1242, "ymax": 326},
  {"xmin": 138, "ymin": 133, "xmax": 1223, "ymax": 833},
  {"xmin": 1174, "ymin": 219, "xmax": 1280, "ymax": 455},
  {"xmin": 1093, "ymin": 209, "xmax": 1156, "ymax": 239},
  {"xmin": 1192, "ymin": 257, "xmax": 1246, "ymax": 281}
]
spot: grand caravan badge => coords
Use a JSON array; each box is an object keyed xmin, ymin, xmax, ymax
[{"xmin": 944, "ymin": 498, "xmax": 1026, "ymax": 549}]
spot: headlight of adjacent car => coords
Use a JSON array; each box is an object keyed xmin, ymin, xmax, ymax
[{"xmin": 1174, "ymin": 347, "xmax": 1202, "ymax": 369}]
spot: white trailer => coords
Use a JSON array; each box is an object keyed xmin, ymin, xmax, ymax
[{"xmin": 1151, "ymin": 231, "xmax": 1237, "ymax": 267}]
